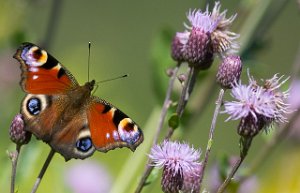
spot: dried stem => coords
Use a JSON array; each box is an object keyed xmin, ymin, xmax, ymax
[
  {"xmin": 153, "ymin": 65, "xmax": 180, "ymax": 145},
  {"xmin": 166, "ymin": 66, "xmax": 200, "ymax": 139},
  {"xmin": 31, "ymin": 149, "xmax": 55, "ymax": 193},
  {"xmin": 10, "ymin": 145, "xmax": 21, "ymax": 193},
  {"xmin": 177, "ymin": 66, "xmax": 199, "ymax": 116},
  {"xmin": 199, "ymin": 88, "xmax": 225, "ymax": 189},
  {"xmin": 134, "ymin": 66, "xmax": 200, "ymax": 193}
]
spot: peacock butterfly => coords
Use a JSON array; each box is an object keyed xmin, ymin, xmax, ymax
[{"xmin": 13, "ymin": 42, "xmax": 143, "ymax": 161}]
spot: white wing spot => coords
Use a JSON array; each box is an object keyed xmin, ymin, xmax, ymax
[{"xmin": 113, "ymin": 131, "xmax": 119, "ymax": 140}]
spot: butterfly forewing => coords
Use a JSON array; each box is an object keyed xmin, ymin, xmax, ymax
[
  {"xmin": 14, "ymin": 42, "xmax": 78, "ymax": 94},
  {"xmin": 88, "ymin": 98, "xmax": 143, "ymax": 152}
]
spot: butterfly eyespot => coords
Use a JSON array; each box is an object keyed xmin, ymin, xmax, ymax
[
  {"xmin": 76, "ymin": 137, "xmax": 93, "ymax": 152},
  {"xmin": 22, "ymin": 46, "xmax": 48, "ymax": 67},
  {"xmin": 32, "ymin": 48, "xmax": 43, "ymax": 59},
  {"xmin": 27, "ymin": 98, "xmax": 41, "ymax": 115},
  {"xmin": 118, "ymin": 118, "xmax": 140, "ymax": 144}
]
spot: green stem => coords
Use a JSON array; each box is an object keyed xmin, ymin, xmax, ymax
[{"xmin": 199, "ymin": 88, "xmax": 225, "ymax": 189}]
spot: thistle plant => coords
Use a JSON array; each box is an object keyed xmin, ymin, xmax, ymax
[
  {"xmin": 5, "ymin": 1, "xmax": 299, "ymax": 193},
  {"xmin": 217, "ymin": 72, "xmax": 290, "ymax": 193}
]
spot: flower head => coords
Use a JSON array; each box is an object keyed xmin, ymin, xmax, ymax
[
  {"xmin": 223, "ymin": 72, "xmax": 290, "ymax": 137},
  {"xmin": 216, "ymin": 55, "xmax": 242, "ymax": 89},
  {"xmin": 171, "ymin": 1, "xmax": 239, "ymax": 68},
  {"xmin": 149, "ymin": 140, "xmax": 201, "ymax": 193},
  {"xmin": 9, "ymin": 114, "xmax": 31, "ymax": 146}
]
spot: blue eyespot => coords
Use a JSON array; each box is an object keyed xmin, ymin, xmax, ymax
[
  {"xmin": 76, "ymin": 137, "xmax": 93, "ymax": 152},
  {"xmin": 27, "ymin": 98, "xmax": 41, "ymax": 115}
]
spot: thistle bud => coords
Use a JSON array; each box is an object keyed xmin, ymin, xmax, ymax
[
  {"xmin": 9, "ymin": 114, "xmax": 31, "ymax": 146},
  {"xmin": 171, "ymin": 32, "xmax": 188, "ymax": 62},
  {"xmin": 177, "ymin": 73, "xmax": 187, "ymax": 84},
  {"xmin": 184, "ymin": 28, "xmax": 213, "ymax": 69},
  {"xmin": 216, "ymin": 55, "xmax": 242, "ymax": 89}
]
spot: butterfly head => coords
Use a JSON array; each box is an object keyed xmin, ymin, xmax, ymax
[{"xmin": 85, "ymin": 80, "xmax": 96, "ymax": 92}]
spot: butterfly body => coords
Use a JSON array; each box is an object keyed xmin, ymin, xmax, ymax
[{"xmin": 14, "ymin": 43, "xmax": 143, "ymax": 160}]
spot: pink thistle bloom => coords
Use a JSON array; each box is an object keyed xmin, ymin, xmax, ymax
[
  {"xmin": 172, "ymin": 1, "xmax": 239, "ymax": 68},
  {"xmin": 149, "ymin": 140, "xmax": 201, "ymax": 193},
  {"xmin": 223, "ymin": 71, "xmax": 290, "ymax": 136}
]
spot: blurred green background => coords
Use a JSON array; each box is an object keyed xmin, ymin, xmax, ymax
[{"xmin": 0, "ymin": 0, "xmax": 300, "ymax": 193}]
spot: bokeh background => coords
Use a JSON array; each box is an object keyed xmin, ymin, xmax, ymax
[{"xmin": 0, "ymin": 0, "xmax": 300, "ymax": 192}]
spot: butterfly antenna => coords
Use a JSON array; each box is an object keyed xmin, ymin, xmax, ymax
[
  {"xmin": 96, "ymin": 74, "xmax": 128, "ymax": 84},
  {"xmin": 93, "ymin": 74, "xmax": 128, "ymax": 95},
  {"xmin": 88, "ymin": 42, "xmax": 91, "ymax": 82}
]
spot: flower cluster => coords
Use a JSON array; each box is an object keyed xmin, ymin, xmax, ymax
[
  {"xmin": 223, "ymin": 71, "xmax": 290, "ymax": 137},
  {"xmin": 149, "ymin": 140, "xmax": 202, "ymax": 193},
  {"xmin": 171, "ymin": 1, "xmax": 239, "ymax": 69}
]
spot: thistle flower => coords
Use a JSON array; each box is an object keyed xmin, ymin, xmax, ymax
[
  {"xmin": 149, "ymin": 140, "xmax": 201, "ymax": 193},
  {"xmin": 171, "ymin": 1, "xmax": 239, "ymax": 69},
  {"xmin": 223, "ymin": 72, "xmax": 290, "ymax": 137},
  {"xmin": 216, "ymin": 55, "xmax": 242, "ymax": 89},
  {"xmin": 9, "ymin": 114, "xmax": 31, "ymax": 146}
]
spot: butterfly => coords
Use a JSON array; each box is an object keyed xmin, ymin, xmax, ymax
[{"xmin": 14, "ymin": 42, "xmax": 143, "ymax": 161}]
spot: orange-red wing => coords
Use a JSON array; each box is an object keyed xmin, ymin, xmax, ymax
[
  {"xmin": 14, "ymin": 42, "xmax": 78, "ymax": 94},
  {"xmin": 87, "ymin": 99, "xmax": 143, "ymax": 152},
  {"xmin": 23, "ymin": 67, "xmax": 74, "ymax": 94}
]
